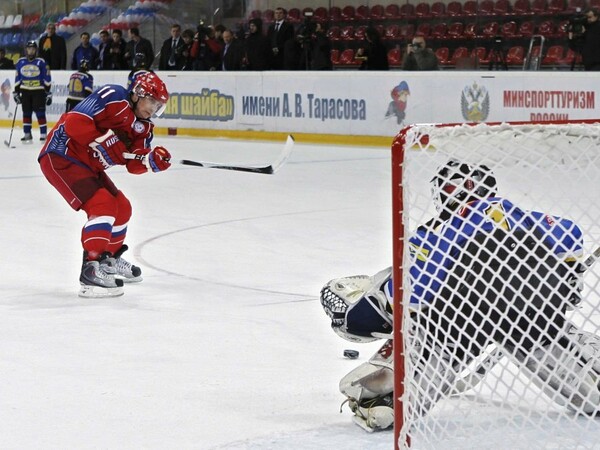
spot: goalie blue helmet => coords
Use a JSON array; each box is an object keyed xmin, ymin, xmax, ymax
[{"xmin": 431, "ymin": 159, "xmax": 497, "ymax": 215}]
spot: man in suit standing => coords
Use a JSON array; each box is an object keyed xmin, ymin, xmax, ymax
[
  {"xmin": 267, "ymin": 8, "xmax": 295, "ymax": 70},
  {"xmin": 96, "ymin": 30, "xmax": 112, "ymax": 70},
  {"xmin": 221, "ymin": 29, "xmax": 242, "ymax": 70},
  {"xmin": 159, "ymin": 24, "xmax": 186, "ymax": 70}
]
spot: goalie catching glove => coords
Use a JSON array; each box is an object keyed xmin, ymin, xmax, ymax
[{"xmin": 124, "ymin": 146, "xmax": 172, "ymax": 174}]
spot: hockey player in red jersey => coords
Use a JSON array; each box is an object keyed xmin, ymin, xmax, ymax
[{"xmin": 38, "ymin": 72, "xmax": 171, "ymax": 298}]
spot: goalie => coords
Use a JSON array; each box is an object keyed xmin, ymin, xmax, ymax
[{"xmin": 320, "ymin": 159, "xmax": 600, "ymax": 431}]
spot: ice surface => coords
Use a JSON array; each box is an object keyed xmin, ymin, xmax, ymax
[{"xmin": 0, "ymin": 130, "xmax": 393, "ymax": 449}]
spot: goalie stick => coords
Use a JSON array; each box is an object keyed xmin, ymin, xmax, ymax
[
  {"xmin": 452, "ymin": 245, "xmax": 600, "ymax": 395},
  {"xmin": 179, "ymin": 135, "xmax": 295, "ymax": 174}
]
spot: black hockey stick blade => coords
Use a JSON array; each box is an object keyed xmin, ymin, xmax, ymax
[
  {"xmin": 179, "ymin": 135, "xmax": 295, "ymax": 175},
  {"xmin": 3, "ymin": 140, "xmax": 15, "ymax": 149}
]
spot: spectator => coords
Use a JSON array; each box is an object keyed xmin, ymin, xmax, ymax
[
  {"xmin": 180, "ymin": 29, "xmax": 195, "ymax": 70},
  {"xmin": 38, "ymin": 22, "xmax": 67, "ymax": 70},
  {"xmin": 108, "ymin": 30, "xmax": 128, "ymax": 70},
  {"xmin": 214, "ymin": 24, "xmax": 226, "ymax": 44},
  {"xmin": 124, "ymin": 27, "xmax": 154, "ymax": 69},
  {"xmin": 96, "ymin": 30, "xmax": 112, "ymax": 70},
  {"xmin": 401, "ymin": 36, "xmax": 439, "ymax": 71},
  {"xmin": 66, "ymin": 59, "xmax": 93, "ymax": 112},
  {"xmin": 191, "ymin": 26, "xmax": 222, "ymax": 71},
  {"xmin": 309, "ymin": 23, "xmax": 332, "ymax": 70},
  {"xmin": 221, "ymin": 29, "xmax": 243, "ymax": 70},
  {"xmin": 127, "ymin": 53, "xmax": 154, "ymax": 89},
  {"xmin": 159, "ymin": 24, "xmax": 186, "ymax": 70},
  {"xmin": 244, "ymin": 18, "xmax": 271, "ymax": 70},
  {"xmin": 356, "ymin": 26, "xmax": 389, "ymax": 70},
  {"xmin": 569, "ymin": 9, "xmax": 600, "ymax": 71},
  {"xmin": 267, "ymin": 8, "xmax": 295, "ymax": 70},
  {"xmin": 0, "ymin": 48, "xmax": 15, "ymax": 69},
  {"xmin": 71, "ymin": 32, "xmax": 99, "ymax": 70}
]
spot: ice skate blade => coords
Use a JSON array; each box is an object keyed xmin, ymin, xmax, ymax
[
  {"xmin": 115, "ymin": 275, "xmax": 143, "ymax": 283},
  {"xmin": 78, "ymin": 284, "xmax": 124, "ymax": 298}
]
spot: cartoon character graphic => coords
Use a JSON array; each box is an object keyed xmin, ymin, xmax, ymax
[
  {"xmin": 385, "ymin": 81, "xmax": 410, "ymax": 125},
  {"xmin": 1, "ymin": 78, "xmax": 12, "ymax": 116},
  {"xmin": 461, "ymin": 82, "xmax": 490, "ymax": 122}
]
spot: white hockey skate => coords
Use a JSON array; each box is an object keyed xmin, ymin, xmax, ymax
[
  {"xmin": 79, "ymin": 255, "xmax": 124, "ymax": 298},
  {"xmin": 113, "ymin": 245, "xmax": 142, "ymax": 283}
]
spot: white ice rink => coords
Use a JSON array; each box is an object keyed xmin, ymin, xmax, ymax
[{"xmin": 0, "ymin": 130, "xmax": 394, "ymax": 449}]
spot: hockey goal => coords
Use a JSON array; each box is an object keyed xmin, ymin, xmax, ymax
[{"xmin": 392, "ymin": 121, "xmax": 600, "ymax": 450}]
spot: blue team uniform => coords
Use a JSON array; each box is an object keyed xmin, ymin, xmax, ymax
[{"xmin": 14, "ymin": 55, "xmax": 51, "ymax": 138}]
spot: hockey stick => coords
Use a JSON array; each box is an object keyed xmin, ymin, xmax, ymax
[
  {"xmin": 4, "ymin": 104, "xmax": 18, "ymax": 149},
  {"xmin": 451, "ymin": 245, "xmax": 600, "ymax": 395},
  {"xmin": 179, "ymin": 134, "xmax": 295, "ymax": 174}
]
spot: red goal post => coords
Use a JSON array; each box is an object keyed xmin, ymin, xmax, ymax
[{"xmin": 392, "ymin": 120, "xmax": 600, "ymax": 450}]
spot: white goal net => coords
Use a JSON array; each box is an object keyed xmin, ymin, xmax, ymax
[{"xmin": 391, "ymin": 122, "xmax": 600, "ymax": 450}]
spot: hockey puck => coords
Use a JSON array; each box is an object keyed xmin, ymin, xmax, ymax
[{"xmin": 344, "ymin": 349, "xmax": 359, "ymax": 359}]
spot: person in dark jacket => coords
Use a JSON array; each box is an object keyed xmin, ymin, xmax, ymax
[
  {"xmin": 38, "ymin": 22, "xmax": 67, "ymax": 70},
  {"xmin": 221, "ymin": 29, "xmax": 243, "ymax": 71},
  {"xmin": 124, "ymin": 27, "xmax": 154, "ymax": 69},
  {"xmin": 108, "ymin": 29, "xmax": 128, "ymax": 70},
  {"xmin": 71, "ymin": 32, "xmax": 99, "ymax": 70},
  {"xmin": 266, "ymin": 8, "xmax": 295, "ymax": 70},
  {"xmin": 244, "ymin": 18, "xmax": 272, "ymax": 70},
  {"xmin": 356, "ymin": 26, "xmax": 389, "ymax": 70},
  {"xmin": 96, "ymin": 30, "xmax": 113, "ymax": 70},
  {"xmin": 159, "ymin": 24, "xmax": 186, "ymax": 70},
  {"xmin": 569, "ymin": 8, "xmax": 600, "ymax": 71},
  {"xmin": 0, "ymin": 48, "xmax": 15, "ymax": 69}
]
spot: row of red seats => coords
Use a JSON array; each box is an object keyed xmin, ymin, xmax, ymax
[
  {"xmin": 249, "ymin": 0, "xmax": 593, "ymax": 24},
  {"xmin": 331, "ymin": 44, "xmax": 581, "ymax": 67},
  {"xmin": 326, "ymin": 18, "xmax": 570, "ymax": 41}
]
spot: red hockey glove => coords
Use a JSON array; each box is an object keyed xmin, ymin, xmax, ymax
[
  {"xmin": 89, "ymin": 130, "xmax": 127, "ymax": 168},
  {"xmin": 124, "ymin": 146, "xmax": 172, "ymax": 174}
]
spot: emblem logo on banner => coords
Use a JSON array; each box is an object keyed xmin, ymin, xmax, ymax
[{"xmin": 461, "ymin": 82, "xmax": 490, "ymax": 122}]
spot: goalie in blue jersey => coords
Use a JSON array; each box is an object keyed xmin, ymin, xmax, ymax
[{"xmin": 320, "ymin": 159, "xmax": 600, "ymax": 431}]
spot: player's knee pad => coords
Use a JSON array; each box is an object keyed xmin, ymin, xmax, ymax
[
  {"xmin": 82, "ymin": 188, "xmax": 118, "ymax": 218},
  {"xmin": 340, "ymin": 360, "xmax": 394, "ymax": 402},
  {"xmin": 114, "ymin": 190, "xmax": 132, "ymax": 225}
]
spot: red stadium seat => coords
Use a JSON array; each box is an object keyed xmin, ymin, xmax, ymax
[
  {"xmin": 558, "ymin": 48, "xmax": 582, "ymax": 65},
  {"xmin": 248, "ymin": 9, "xmax": 261, "ymax": 19},
  {"xmin": 339, "ymin": 48, "xmax": 360, "ymax": 65},
  {"xmin": 494, "ymin": 0, "xmax": 511, "ymax": 15},
  {"xmin": 388, "ymin": 48, "xmax": 402, "ymax": 65},
  {"xmin": 464, "ymin": 22, "xmax": 478, "ymax": 39},
  {"xmin": 519, "ymin": 20, "xmax": 535, "ymax": 37},
  {"xmin": 547, "ymin": 0, "xmax": 565, "ymax": 13},
  {"xmin": 356, "ymin": 5, "xmax": 370, "ymax": 20},
  {"xmin": 530, "ymin": 0, "xmax": 547, "ymax": 15},
  {"xmin": 415, "ymin": 22, "xmax": 431, "ymax": 38},
  {"xmin": 589, "ymin": 0, "xmax": 600, "ymax": 10},
  {"xmin": 329, "ymin": 6, "xmax": 342, "ymax": 22},
  {"xmin": 450, "ymin": 46, "xmax": 469, "ymax": 64},
  {"xmin": 481, "ymin": 22, "xmax": 500, "ymax": 38},
  {"xmin": 385, "ymin": 4, "xmax": 400, "ymax": 18},
  {"xmin": 327, "ymin": 26, "xmax": 341, "ymax": 41},
  {"xmin": 479, "ymin": 0, "xmax": 495, "ymax": 15},
  {"xmin": 447, "ymin": 1, "xmax": 463, "ymax": 16},
  {"xmin": 431, "ymin": 22, "xmax": 448, "ymax": 39},
  {"xmin": 385, "ymin": 24, "xmax": 400, "ymax": 40},
  {"xmin": 463, "ymin": 1, "xmax": 478, "ymax": 16},
  {"xmin": 447, "ymin": 22, "xmax": 465, "ymax": 39},
  {"xmin": 565, "ymin": 0, "xmax": 586, "ymax": 12},
  {"xmin": 513, "ymin": 0, "xmax": 532, "ymax": 14},
  {"xmin": 399, "ymin": 24, "xmax": 415, "ymax": 39},
  {"xmin": 340, "ymin": 25, "xmax": 355, "ymax": 40},
  {"xmin": 370, "ymin": 4, "xmax": 385, "ymax": 20},
  {"xmin": 506, "ymin": 45, "xmax": 525, "ymax": 64},
  {"xmin": 415, "ymin": 2, "xmax": 431, "ymax": 18},
  {"xmin": 431, "ymin": 2, "xmax": 446, "ymax": 17},
  {"xmin": 537, "ymin": 20, "xmax": 554, "ymax": 36},
  {"xmin": 262, "ymin": 9, "xmax": 274, "ymax": 23},
  {"xmin": 314, "ymin": 7, "xmax": 328, "ymax": 22},
  {"xmin": 354, "ymin": 25, "xmax": 367, "ymax": 40},
  {"xmin": 542, "ymin": 45, "xmax": 565, "ymax": 64},
  {"xmin": 501, "ymin": 21, "xmax": 518, "ymax": 38},
  {"xmin": 341, "ymin": 5, "xmax": 356, "ymax": 21},
  {"xmin": 288, "ymin": 8, "xmax": 301, "ymax": 23},
  {"xmin": 435, "ymin": 46, "xmax": 450, "ymax": 64},
  {"xmin": 472, "ymin": 46, "xmax": 490, "ymax": 64},
  {"xmin": 330, "ymin": 48, "xmax": 340, "ymax": 65},
  {"xmin": 399, "ymin": 3, "xmax": 416, "ymax": 18}
]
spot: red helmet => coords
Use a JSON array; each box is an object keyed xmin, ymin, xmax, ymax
[{"xmin": 131, "ymin": 72, "xmax": 169, "ymax": 117}]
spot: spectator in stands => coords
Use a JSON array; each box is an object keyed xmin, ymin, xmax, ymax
[
  {"xmin": 243, "ymin": 18, "xmax": 272, "ymax": 70},
  {"xmin": 71, "ymin": 32, "xmax": 99, "ymax": 70},
  {"xmin": 180, "ymin": 29, "xmax": 195, "ymax": 71},
  {"xmin": 191, "ymin": 25, "xmax": 223, "ymax": 71},
  {"xmin": 0, "ymin": 48, "xmax": 15, "ymax": 69},
  {"xmin": 267, "ymin": 8, "xmax": 295, "ymax": 70},
  {"xmin": 221, "ymin": 29, "xmax": 243, "ymax": 70},
  {"xmin": 214, "ymin": 24, "xmax": 226, "ymax": 45},
  {"xmin": 401, "ymin": 36, "xmax": 439, "ymax": 71},
  {"xmin": 108, "ymin": 30, "xmax": 128, "ymax": 70},
  {"xmin": 124, "ymin": 27, "xmax": 154, "ymax": 69},
  {"xmin": 309, "ymin": 23, "xmax": 332, "ymax": 70},
  {"xmin": 356, "ymin": 27, "xmax": 389, "ymax": 70},
  {"xmin": 38, "ymin": 22, "xmax": 67, "ymax": 70},
  {"xmin": 159, "ymin": 24, "xmax": 185, "ymax": 70},
  {"xmin": 569, "ymin": 9, "xmax": 600, "ymax": 71},
  {"xmin": 96, "ymin": 30, "xmax": 112, "ymax": 70}
]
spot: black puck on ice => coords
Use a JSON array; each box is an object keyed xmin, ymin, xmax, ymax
[{"xmin": 344, "ymin": 349, "xmax": 359, "ymax": 359}]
